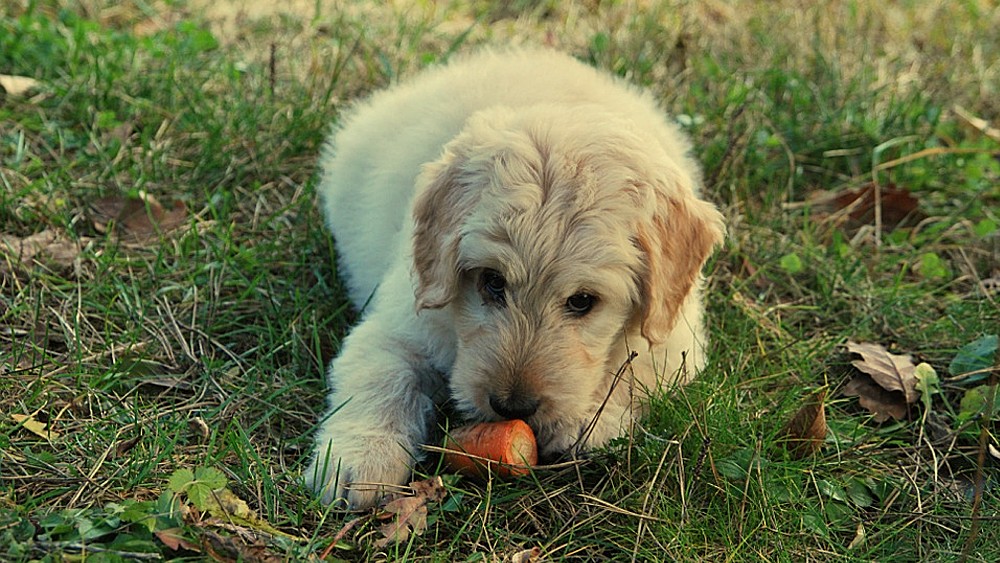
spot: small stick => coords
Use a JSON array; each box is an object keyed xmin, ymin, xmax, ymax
[
  {"xmin": 320, "ymin": 516, "xmax": 366, "ymax": 559},
  {"xmin": 269, "ymin": 43, "xmax": 276, "ymax": 97}
]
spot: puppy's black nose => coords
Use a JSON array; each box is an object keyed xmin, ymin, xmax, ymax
[{"xmin": 489, "ymin": 394, "xmax": 539, "ymax": 420}]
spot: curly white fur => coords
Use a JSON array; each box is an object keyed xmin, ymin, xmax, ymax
[{"xmin": 305, "ymin": 48, "xmax": 725, "ymax": 509}]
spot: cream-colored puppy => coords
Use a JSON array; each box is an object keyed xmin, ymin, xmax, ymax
[{"xmin": 305, "ymin": 48, "xmax": 724, "ymax": 509}]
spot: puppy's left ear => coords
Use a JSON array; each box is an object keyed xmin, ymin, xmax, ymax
[
  {"xmin": 636, "ymin": 193, "xmax": 725, "ymax": 344},
  {"xmin": 411, "ymin": 151, "xmax": 477, "ymax": 310}
]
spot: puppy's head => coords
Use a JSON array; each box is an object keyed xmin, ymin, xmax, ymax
[{"xmin": 412, "ymin": 105, "xmax": 724, "ymax": 456}]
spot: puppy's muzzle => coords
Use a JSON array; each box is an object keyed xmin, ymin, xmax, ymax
[{"xmin": 489, "ymin": 393, "xmax": 540, "ymax": 420}]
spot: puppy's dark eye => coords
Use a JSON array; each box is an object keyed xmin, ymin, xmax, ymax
[
  {"xmin": 480, "ymin": 269, "xmax": 507, "ymax": 306},
  {"xmin": 565, "ymin": 293, "xmax": 597, "ymax": 316}
]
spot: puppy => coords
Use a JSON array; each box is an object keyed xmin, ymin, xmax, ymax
[{"xmin": 305, "ymin": 48, "xmax": 725, "ymax": 509}]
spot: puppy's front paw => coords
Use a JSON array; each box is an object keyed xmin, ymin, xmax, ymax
[{"xmin": 304, "ymin": 430, "xmax": 416, "ymax": 509}]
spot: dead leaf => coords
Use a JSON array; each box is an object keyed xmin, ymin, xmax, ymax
[
  {"xmin": 847, "ymin": 522, "xmax": 866, "ymax": 550},
  {"xmin": 842, "ymin": 373, "xmax": 909, "ymax": 422},
  {"xmin": 376, "ymin": 497, "xmax": 427, "ymax": 547},
  {"xmin": 375, "ymin": 476, "xmax": 446, "ymax": 547},
  {"xmin": 11, "ymin": 413, "xmax": 60, "ymax": 441},
  {"xmin": 510, "ymin": 547, "xmax": 543, "ymax": 562},
  {"xmin": 841, "ymin": 339, "xmax": 920, "ymax": 422},
  {"xmin": 89, "ymin": 192, "xmax": 188, "ymax": 240},
  {"xmin": 114, "ymin": 434, "xmax": 142, "ymax": 457},
  {"xmin": 1, "ymin": 229, "xmax": 82, "ymax": 273},
  {"xmin": 409, "ymin": 475, "xmax": 447, "ymax": 502},
  {"xmin": 201, "ymin": 530, "xmax": 283, "ymax": 563},
  {"xmin": 89, "ymin": 197, "xmax": 126, "ymax": 233},
  {"xmin": 189, "ymin": 416, "xmax": 210, "ymax": 441},
  {"xmin": 808, "ymin": 182, "xmax": 925, "ymax": 230},
  {"xmin": 106, "ymin": 121, "xmax": 135, "ymax": 145},
  {"xmin": 778, "ymin": 389, "xmax": 827, "ymax": 458},
  {"xmin": 0, "ymin": 74, "xmax": 41, "ymax": 97},
  {"xmin": 155, "ymin": 528, "xmax": 200, "ymax": 552},
  {"xmin": 847, "ymin": 341, "xmax": 919, "ymax": 405}
]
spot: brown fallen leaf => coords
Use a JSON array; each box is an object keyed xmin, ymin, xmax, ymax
[
  {"xmin": 807, "ymin": 182, "xmax": 925, "ymax": 230},
  {"xmin": 155, "ymin": 528, "xmax": 200, "ymax": 553},
  {"xmin": 201, "ymin": 530, "xmax": 283, "ymax": 563},
  {"xmin": 778, "ymin": 389, "xmax": 827, "ymax": 458},
  {"xmin": 89, "ymin": 191, "xmax": 188, "ymax": 241},
  {"xmin": 841, "ymin": 374, "xmax": 908, "ymax": 422},
  {"xmin": 841, "ymin": 340, "xmax": 921, "ymax": 422},
  {"xmin": 114, "ymin": 434, "xmax": 142, "ymax": 457},
  {"xmin": 847, "ymin": 341, "xmax": 919, "ymax": 405},
  {"xmin": 409, "ymin": 476, "xmax": 447, "ymax": 502},
  {"xmin": 377, "ymin": 495, "xmax": 427, "ymax": 547},
  {"xmin": 1, "ymin": 229, "xmax": 82, "ymax": 273},
  {"xmin": 375, "ymin": 476, "xmax": 446, "ymax": 547}
]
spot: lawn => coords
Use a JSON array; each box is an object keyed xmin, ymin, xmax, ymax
[{"xmin": 1, "ymin": 0, "xmax": 998, "ymax": 561}]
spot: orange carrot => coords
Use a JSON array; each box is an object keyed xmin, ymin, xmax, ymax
[{"xmin": 444, "ymin": 419, "xmax": 537, "ymax": 478}]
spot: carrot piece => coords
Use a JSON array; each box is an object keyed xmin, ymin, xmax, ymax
[{"xmin": 444, "ymin": 419, "xmax": 538, "ymax": 478}]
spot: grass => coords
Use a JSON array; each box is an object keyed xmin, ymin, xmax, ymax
[{"xmin": 1, "ymin": 0, "xmax": 998, "ymax": 561}]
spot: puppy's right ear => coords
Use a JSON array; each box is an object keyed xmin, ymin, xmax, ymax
[{"xmin": 411, "ymin": 152, "xmax": 476, "ymax": 310}]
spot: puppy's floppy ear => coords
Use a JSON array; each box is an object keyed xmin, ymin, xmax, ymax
[
  {"xmin": 636, "ymin": 192, "xmax": 725, "ymax": 344},
  {"xmin": 411, "ymin": 152, "xmax": 477, "ymax": 310}
]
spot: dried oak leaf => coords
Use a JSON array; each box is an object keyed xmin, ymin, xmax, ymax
[
  {"xmin": 847, "ymin": 341, "xmax": 919, "ymax": 404},
  {"xmin": 201, "ymin": 530, "xmax": 283, "ymax": 563},
  {"xmin": 842, "ymin": 375, "xmax": 908, "ymax": 422},
  {"xmin": 808, "ymin": 182, "xmax": 925, "ymax": 230},
  {"xmin": 841, "ymin": 341, "xmax": 919, "ymax": 422},
  {"xmin": 155, "ymin": 528, "xmax": 200, "ymax": 552},
  {"xmin": 1, "ymin": 229, "xmax": 82, "ymax": 273},
  {"xmin": 375, "ymin": 476, "xmax": 446, "ymax": 547},
  {"xmin": 778, "ymin": 389, "xmax": 827, "ymax": 458},
  {"xmin": 90, "ymin": 192, "xmax": 188, "ymax": 241}
]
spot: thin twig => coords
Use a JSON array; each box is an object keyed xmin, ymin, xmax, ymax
[
  {"xmin": 320, "ymin": 516, "xmax": 366, "ymax": 559},
  {"xmin": 574, "ymin": 351, "xmax": 638, "ymax": 452}
]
